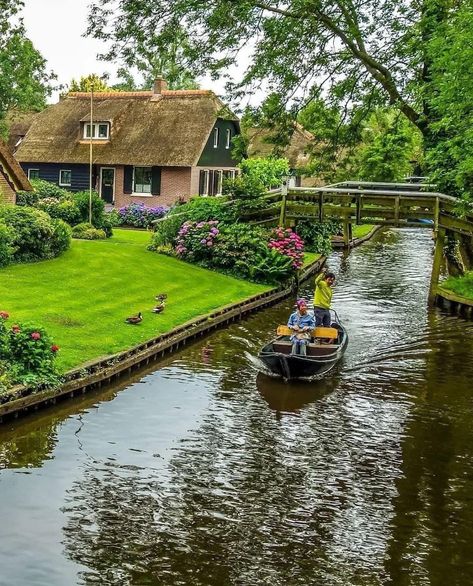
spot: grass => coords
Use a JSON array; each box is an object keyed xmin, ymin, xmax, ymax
[
  {"xmin": 302, "ymin": 252, "xmax": 322, "ymax": 267},
  {"xmin": 352, "ymin": 224, "xmax": 375, "ymax": 239},
  {"xmin": 442, "ymin": 272, "xmax": 473, "ymax": 300},
  {"xmin": 0, "ymin": 229, "xmax": 270, "ymax": 371}
]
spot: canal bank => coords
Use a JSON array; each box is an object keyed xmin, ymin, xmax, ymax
[
  {"xmin": 0, "ymin": 255, "xmax": 325, "ymax": 421},
  {"xmin": 2, "ymin": 228, "xmax": 473, "ymax": 585}
]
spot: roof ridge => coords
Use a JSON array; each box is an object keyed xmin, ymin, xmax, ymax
[{"xmin": 67, "ymin": 89, "xmax": 215, "ymax": 100}]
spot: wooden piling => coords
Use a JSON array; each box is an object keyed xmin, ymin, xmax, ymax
[{"xmin": 429, "ymin": 228, "xmax": 446, "ymax": 305}]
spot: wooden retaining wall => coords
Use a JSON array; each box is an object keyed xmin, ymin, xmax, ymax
[
  {"xmin": 332, "ymin": 225, "xmax": 383, "ymax": 249},
  {"xmin": 435, "ymin": 286, "xmax": 473, "ymax": 320},
  {"xmin": 0, "ymin": 258, "xmax": 325, "ymax": 422}
]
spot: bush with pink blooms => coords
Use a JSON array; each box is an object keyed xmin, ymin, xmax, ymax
[
  {"xmin": 0, "ymin": 311, "xmax": 61, "ymax": 393},
  {"xmin": 175, "ymin": 220, "xmax": 220, "ymax": 262},
  {"xmin": 268, "ymin": 228, "xmax": 304, "ymax": 270}
]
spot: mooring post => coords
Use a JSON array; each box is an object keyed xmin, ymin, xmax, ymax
[
  {"xmin": 343, "ymin": 221, "xmax": 351, "ymax": 247},
  {"xmin": 429, "ymin": 227, "xmax": 446, "ymax": 305}
]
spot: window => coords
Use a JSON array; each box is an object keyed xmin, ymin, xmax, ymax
[
  {"xmin": 133, "ymin": 166, "xmax": 152, "ymax": 194},
  {"xmin": 28, "ymin": 169, "xmax": 40, "ymax": 180},
  {"xmin": 213, "ymin": 127, "xmax": 219, "ymax": 148},
  {"xmin": 225, "ymin": 128, "xmax": 231, "ymax": 149},
  {"xmin": 199, "ymin": 170, "xmax": 209, "ymax": 196},
  {"xmin": 83, "ymin": 122, "xmax": 109, "ymax": 140},
  {"xmin": 59, "ymin": 170, "xmax": 71, "ymax": 187},
  {"xmin": 216, "ymin": 170, "xmax": 223, "ymax": 196}
]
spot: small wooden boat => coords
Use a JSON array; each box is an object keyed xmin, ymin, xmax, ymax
[{"xmin": 258, "ymin": 312, "xmax": 348, "ymax": 380}]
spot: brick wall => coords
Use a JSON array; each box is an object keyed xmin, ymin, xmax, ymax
[
  {"xmin": 113, "ymin": 165, "xmax": 194, "ymax": 208},
  {"xmin": 0, "ymin": 167, "xmax": 16, "ymax": 204}
]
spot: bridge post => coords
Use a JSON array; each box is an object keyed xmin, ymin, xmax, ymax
[
  {"xmin": 343, "ymin": 221, "xmax": 351, "ymax": 247},
  {"xmin": 429, "ymin": 227, "xmax": 446, "ymax": 305},
  {"xmin": 279, "ymin": 179, "xmax": 288, "ymax": 226}
]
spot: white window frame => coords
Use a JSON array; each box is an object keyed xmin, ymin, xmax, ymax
[
  {"xmin": 216, "ymin": 170, "xmax": 223, "ymax": 196},
  {"xmin": 225, "ymin": 128, "xmax": 231, "ymax": 149},
  {"xmin": 213, "ymin": 127, "xmax": 219, "ymax": 148},
  {"xmin": 132, "ymin": 166, "xmax": 153, "ymax": 196},
  {"xmin": 27, "ymin": 169, "xmax": 40, "ymax": 180},
  {"xmin": 59, "ymin": 169, "xmax": 72, "ymax": 187},
  {"xmin": 201, "ymin": 170, "xmax": 210, "ymax": 196},
  {"xmin": 83, "ymin": 122, "xmax": 110, "ymax": 140}
]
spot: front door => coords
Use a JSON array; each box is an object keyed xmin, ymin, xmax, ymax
[{"xmin": 100, "ymin": 168, "xmax": 115, "ymax": 203}]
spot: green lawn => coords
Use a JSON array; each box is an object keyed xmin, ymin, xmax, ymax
[
  {"xmin": 352, "ymin": 224, "xmax": 375, "ymax": 239},
  {"xmin": 302, "ymin": 252, "xmax": 322, "ymax": 267},
  {"xmin": 442, "ymin": 272, "xmax": 473, "ymax": 300},
  {"xmin": 0, "ymin": 230, "xmax": 270, "ymax": 371}
]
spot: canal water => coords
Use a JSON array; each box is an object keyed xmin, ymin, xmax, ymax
[{"xmin": 1, "ymin": 229, "xmax": 473, "ymax": 586}]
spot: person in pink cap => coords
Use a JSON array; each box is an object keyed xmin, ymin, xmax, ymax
[{"xmin": 287, "ymin": 299, "xmax": 315, "ymax": 355}]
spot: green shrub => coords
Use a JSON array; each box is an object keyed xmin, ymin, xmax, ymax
[
  {"xmin": 0, "ymin": 221, "xmax": 15, "ymax": 267},
  {"xmin": 30, "ymin": 178, "xmax": 70, "ymax": 199},
  {"xmin": 72, "ymin": 222, "xmax": 106, "ymax": 240},
  {"xmin": 0, "ymin": 312, "xmax": 60, "ymax": 389},
  {"xmin": 73, "ymin": 190, "xmax": 105, "ymax": 227},
  {"xmin": 295, "ymin": 219, "xmax": 341, "ymax": 255},
  {"xmin": 0, "ymin": 206, "xmax": 71, "ymax": 263},
  {"xmin": 36, "ymin": 197, "xmax": 82, "ymax": 226},
  {"xmin": 223, "ymin": 175, "xmax": 267, "ymax": 218},
  {"xmin": 16, "ymin": 189, "xmax": 39, "ymax": 207},
  {"xmin": 50, "ymin": 219, "xmax": 73, "ymax": 255},
  {"xmin": 106, "ymin": 209, "xmax": 122, "ymax": 227},
  {"xmin": 239, "ymin": 157, "xmax": 290, "ymax": 189}
]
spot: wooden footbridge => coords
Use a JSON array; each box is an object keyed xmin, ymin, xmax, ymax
[{"xmin": 240, "ymin": 180, "xmax": 473, "ymax": 304}]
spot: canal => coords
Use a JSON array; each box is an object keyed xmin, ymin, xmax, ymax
[{"xmin": 1, "ymin": 228, "xmax": 473, "ymax": 586}]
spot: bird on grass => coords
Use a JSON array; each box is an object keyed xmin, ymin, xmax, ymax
[
  {"xmin": 125, "ymin": 312, "xmax": 143, "ymax": 324},
  {"xmin": 155, "ymin": 293, "xmax": 167, "ymax": 302},
  {"xmin": 152, "ymin": 302, "xmax": 165, "ymax": 314}
]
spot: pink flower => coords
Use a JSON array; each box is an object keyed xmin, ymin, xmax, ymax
[
  {"xmin": 51, "ymin": 344, "xmax": 60, "ymax": 353},
  {"xmin": 31, "ymin": 332, "xmax": 41, "ymax": 341},
  {"xmin": 11, "ymin": 324, "xmax": 21, "ymax": 334},
  {"xmin": 0, "ymin": 311, "xmax": 9, "ymax": 320}
]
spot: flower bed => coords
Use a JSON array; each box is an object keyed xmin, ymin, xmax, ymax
[{"xmin": 116, "ymin": 203, "xmax": 169, "ymax": 228}]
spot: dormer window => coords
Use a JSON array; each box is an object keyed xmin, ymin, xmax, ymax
[
  {"xmin": 83, "ymin": 122, "xmax": 109, "ymax": 140},
  {"xmin": 213, "ymin": 127, "xmax": 219, "ymax": 148}
]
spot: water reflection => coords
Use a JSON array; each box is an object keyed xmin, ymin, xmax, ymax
[{"xmin": 1, "ymin": 229, "xmax": 473, "ymax": 585}]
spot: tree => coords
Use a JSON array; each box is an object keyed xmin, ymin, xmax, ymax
[
  {"xmin": 87, "ymin": 0, "xmax": 429, "ymax": 131},
  {"xmin": 0, "ymin": 0, "xmax": 55, "ymax": 134},
  {"xmin": 68, "ymin": 74, "xmax": 112, "ymax": 93}
]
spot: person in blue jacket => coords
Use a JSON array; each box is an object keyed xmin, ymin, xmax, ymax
[{"xmin": 287, "ymin": 299, "xmax": 315, "ymax": 356}]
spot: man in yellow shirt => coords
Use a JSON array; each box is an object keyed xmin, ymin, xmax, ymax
[{"xmin": 313, "ymin": 267, "xmax": 336, "ymax": 327}]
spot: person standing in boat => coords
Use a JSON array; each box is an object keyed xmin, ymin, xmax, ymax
[
  {"xmin": 313, "ymin": 267, "xmax": 336, "ymax": 327},
  {"xmin": 287, "ymin": 299, "xmax": 315, "ymax": 356}
]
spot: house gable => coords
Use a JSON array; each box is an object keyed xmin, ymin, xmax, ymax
[
  {"xmin": 197, "ymin": 119, "xmax": 240, "ymax": 167},
  {"xmin": 0, "ymin": 139, "xmax": 32, "ymax": 204}
]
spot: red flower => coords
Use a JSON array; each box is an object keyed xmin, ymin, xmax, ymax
[
  {"xmin": 0, "ymin": 311, "xmax": 9, "ymax": 320},
  {"xmin": 31, "ymin": 332, "xmax": 41, "ymax": 340},
  {"xmin": 11, "ymin": 325, "xmax": 21, "ymax": 334},
  {"xmin": 50, "ymin": 344, "xmax": 60, "ymax": 353}
]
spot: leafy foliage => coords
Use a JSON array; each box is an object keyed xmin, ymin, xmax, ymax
[
  {"xmin": 68, "ymin": 74, "xmax": 112, "ymax": 93},
  {"xmin": 296, "ymin": 219, "xmax": 341, "ymax": 256},
  {"xmin": 0, "ymin": 0, "xmax": 55, "ymax": 133},
  {"xmin": 0, "ymin": 206, "xmax": 71, "ymax": 264},
  {"xmin": 72, "ymin": 223, "xmax": 107, "ymax": 240},
  {"xmin": 0, "ymin": 312, "xmax": 60, "ymax": 391},
  {"xmin": 239, "ymin": 157, "xmax": 290, "ymax": 189}
]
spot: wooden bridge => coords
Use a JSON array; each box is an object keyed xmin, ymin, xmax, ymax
[{"xmin": 240, "ymin": 181, "xmax": 473, "ymax": 304}]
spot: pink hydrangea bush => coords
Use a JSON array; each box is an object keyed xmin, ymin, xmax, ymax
[
  {"xmin": 175, "ymin": 220, "xmax": 220, "ymax": 261},
  {"xmin": 268, "ymin": 227, "xmax": 304, "ymax": 269}
]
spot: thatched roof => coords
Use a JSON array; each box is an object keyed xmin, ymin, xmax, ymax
[
  {"xmin": 15, "ymin": 90, "xmax": 238, "ymax": 167},
  {"xmin": 5, "ymin": 109, "xmax": 39, "ymax": 151},
  {"xmin": 247, "ymin": 123, "xmax": 314, "ymax": 168},
  {"xmin": 0, "ymin": 138, "xmax": 32, "ymax": 191}
]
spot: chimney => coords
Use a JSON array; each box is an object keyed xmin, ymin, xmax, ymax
[{"xmin": 153, "ymin": 77, "xmax": 168, "ymax": 94}]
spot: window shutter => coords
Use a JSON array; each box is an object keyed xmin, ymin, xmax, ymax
[
  {"xmin": 124, "ymin": 166, "xmax": 133, "ymax": 194},
  {"xmin": 151, "ymin": 167, "xmax": 161, "ymax": 195},
  {"xmin": 212, "ymin": 171, "xmax": 219, "ymax": 196}
]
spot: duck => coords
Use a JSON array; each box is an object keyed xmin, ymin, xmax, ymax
[
  {"xmin": 125, "ymin": 312, "xmax": 143, "ymax": 324},
  {"xmin": 152, "ymin": 302, "xmax": 165, "ymax": 314},
  {"xmin": 155, "ymin": 293, "xmax": 168, "ymax": 302}
]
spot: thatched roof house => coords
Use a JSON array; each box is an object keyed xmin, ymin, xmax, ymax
[
  {"xmin": 0, "ymin": 139, "xmax": 32, "ymax": 205},
  {"xmin": 247, "ymin": 123, "xmax": 315, "ymax": 170},
  {"xmin": 14, "ymin": 80, "xmax": 240, "ymax": 206}
]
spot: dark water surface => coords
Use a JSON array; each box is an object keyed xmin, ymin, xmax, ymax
[{"xmin": 1, "ymin": 229, "xmax": 473, "ymax": 586}]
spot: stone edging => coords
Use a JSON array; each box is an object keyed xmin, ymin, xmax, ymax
[
  {"xmin": 435, "ymin": 286, "xmax": 473, "ymax": 319},
  {"xmin": 0, "ymin": 257, "xmax": 325, "ymax": 422},
  {"xmin": 332, "ymin": 225, "xmax": 383, "ymax": 249}
]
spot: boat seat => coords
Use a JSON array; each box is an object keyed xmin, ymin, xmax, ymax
[{"xmin": 276, "ymin": 325, "xmax": 339, "ymax": 339}]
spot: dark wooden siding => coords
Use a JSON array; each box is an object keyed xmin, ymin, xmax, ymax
[
  {"xmin": 197, "ymin": 119, "xmax": 240, "ymax": 167},
  {"xmin": 20, "ymin": 163, "xmax": 92, "ymax": 192}
]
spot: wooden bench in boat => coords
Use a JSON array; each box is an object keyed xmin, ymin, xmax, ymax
[{"xmin": 276, "ymin": 325, "xmax": 339, "ymax": 339}]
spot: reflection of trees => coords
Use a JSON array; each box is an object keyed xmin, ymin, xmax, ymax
[
  {"xmin": 0, "ymin": 418, "xmax": 58, "ymax": 469},
  {"xmin": 385, "ymin": 310, "xmax": 473, "ymax": 585}
]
